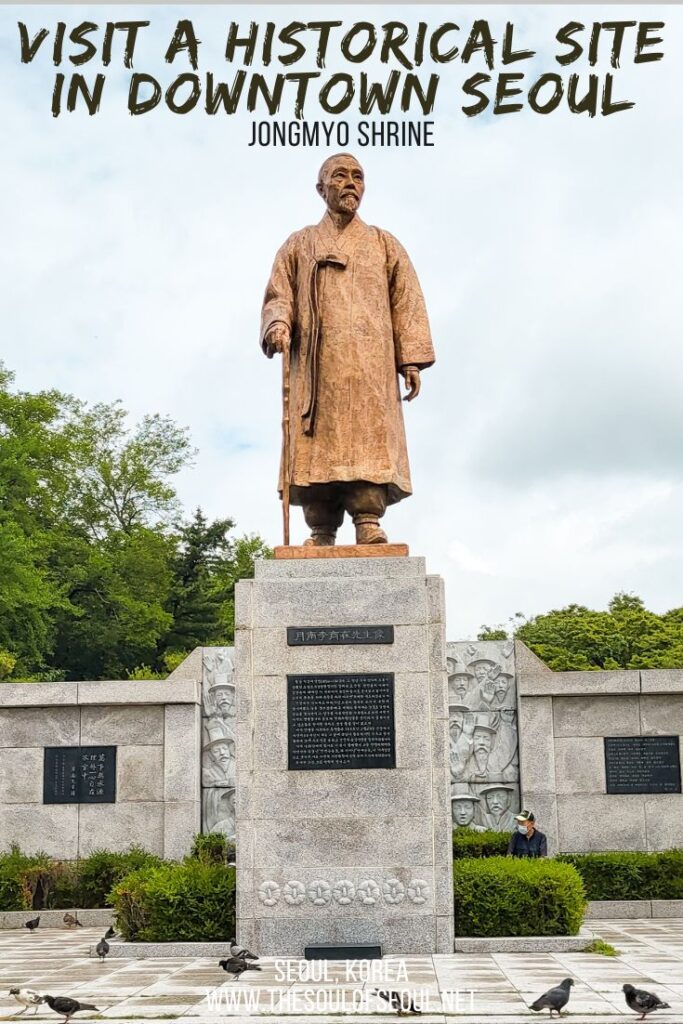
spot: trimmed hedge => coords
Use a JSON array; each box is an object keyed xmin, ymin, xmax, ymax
[
  {"xmin": 110, "ymin": 860, "xmax": 236, "ymax": 941},
  {"xmin": 454, "ymin": 857, "xmax": 586, "ymax": 937},
  {"xmin": 453, "ymin": 829, "xmax": 509, "ymax": 859},
  {"xmin": 558, "ymin": 850, "xmax": 683, "ymax": 901},
  {"xmin": 78, "ymin": 847, "xmax": 163, "ymax": 908}
]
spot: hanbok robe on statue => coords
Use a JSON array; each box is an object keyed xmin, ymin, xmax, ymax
[{"xmin": 260, "ymin": 212, "xmax": 435, "ymax": 506}]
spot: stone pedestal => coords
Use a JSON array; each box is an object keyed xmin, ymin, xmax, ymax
[{"xmin": 234, "ymin": 555, "xmax": 454, "ymax": 955}]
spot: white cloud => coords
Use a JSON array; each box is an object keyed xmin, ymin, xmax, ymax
[{"xmin": 2, "ymin": 4, "xmax": 682, "ymax": 637}]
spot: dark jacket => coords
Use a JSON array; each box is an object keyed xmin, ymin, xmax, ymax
[{"xmin": 507, "ymin": 828, "xmax": 547, "ymax": 858}]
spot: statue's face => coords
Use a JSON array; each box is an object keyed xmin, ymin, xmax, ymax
[
  {"xmin": 318, "ymin": 158, "xmax": 365, "ymax": 214},
  {"xmin": 473, "ymin": 728, "xmax": 492, "ymax": 754},
  {"xmin": 453, "ymin": 800, "xmax": 475, "ymax": 826},
  {"xmin": 450, "ymin": 712, "xmax": 464, "ymax": 735},
  {"xmin": 494, "ymin": 677, "xmax": 509, "ymax": 701},
  {"xmin": 214, "ymin": 688, "xmax": 235, "ymax": 715},
  {"xmin": 485, "ymin": 789, "xmax": 510, "ymax": 814},
  {"xmin": 210, "ymin": 741, "xmax": 234, "ymax": 769},
  {"xmin": 452, "ymin": 675, "xmax": 469, "ymax": 698},
  {"xmin": 474, "ymin": 664, "xmax": 491, "ymax": 683}
]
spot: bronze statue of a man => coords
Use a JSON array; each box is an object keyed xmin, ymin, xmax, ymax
[{"xmin": 261, "ymin": 153, "xmax": 434, "ymax": 546}]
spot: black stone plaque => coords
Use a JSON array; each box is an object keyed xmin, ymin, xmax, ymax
[
  {"xmin": 287, "ymin": 673, "xmax": 395, "ymax": 770},
  {"xmin": 604, "ymin": 736, "xmax": 681, "ymax": 795},
  {"xmin": 43, "ymin": 746, "xmax": 117, "ymax": 804},
  {"xmin": 287, "ymin": 626, "xmax": 394, "ymax": 647}
]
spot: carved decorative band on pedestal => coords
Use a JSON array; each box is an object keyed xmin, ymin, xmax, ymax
[{"xmin": 257, "ymin": 878, "xmax": 431, "ymax": 908}]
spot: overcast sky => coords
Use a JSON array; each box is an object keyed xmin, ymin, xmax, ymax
[{"xmin": 1, "ymin": 5, "xmax": 682, "ymax": 638}]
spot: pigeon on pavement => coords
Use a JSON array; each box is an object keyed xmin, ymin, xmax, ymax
[
  {"xmin": 229, "ymin": 938, "xmax": 258, "ymax": 960},
  {"xmin": 23, "ymin": 916, "xmax": 40, "ymax": 933},
  {"xmin": 104, "ymin": 926, "xmax": 115, "ymax": 939},
  {"xmin": 372, "ymin": 989, "xmax": 422, "ymax": 1015},
  {"xmin": 218, "ymin": 957, "xmax": 262, "ymax": 979},
  {"xmin": 95, "ymin": 937, "xmax": 109, "ymax": 962},
  {"xmin": 530, "ymin": 978, "xmax": 574, "ymax": 1017},
  {"xmin": 63, "ymin": 914, "xmax": 82, "ymax": 929},
  {"xmin": 623, "ymin": 984, "xmax": 671, "ymax": 1020},
  {"xmin": 41, "ymin": 995, "xmax": 99, "ymax": 1022},
  {"xmin": 8, "ymin": 988, "xmax": 43, "ymax": 1015}
]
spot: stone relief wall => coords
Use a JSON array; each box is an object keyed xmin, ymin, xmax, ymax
[
  {"xmin": 201, "ymin": 647, "xmax": 236, "ymax": 839},
  {"xmin": 446, "ymin": 640, "xmax": 520, "ymax": 833},
  {"xmin": 200, "ymin": 640, "xmax": 519, "ymax": 840}
]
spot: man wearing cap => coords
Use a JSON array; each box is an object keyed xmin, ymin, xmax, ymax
[
  {"xmin": 507, "ymin": 810, "xmax": 548, "ymax": 858},
  {"xmin": 451, "ymin": 783, "xmax": 486, "ymax": 831}
]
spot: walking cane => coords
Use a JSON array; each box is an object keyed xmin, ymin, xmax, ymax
[{"xmin": 281, "ymin": 338, "xmax": 291, "ymax": 546}]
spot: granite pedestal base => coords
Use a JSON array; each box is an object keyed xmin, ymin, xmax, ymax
[{"xmin": 234, "ymin": 555, "xmax": 453, "ymax": 955}]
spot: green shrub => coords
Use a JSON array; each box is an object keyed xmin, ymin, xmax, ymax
[
  {"xmin": 78, "ymin": 847, "xmax": 164, "ymax": 908},
  {"xmin": 21, "ymin": 858, "xmax": 80, "ymax": 909},
  {"xmin": 558, "ymin": 850, "xmax": 683, "ymax": 901},
  {"xmin": 453, "ymin": 857, "xmax": 586, "ymax": 937},
  {"xmin": 111, "ymin": 860, "xmax": 236, "ymax": 941},
  {"xmin": 189, "ymin": 832, "xmax": 235, "ymax": 865},
  {"xmin": 0, "ymin": 846, "xmax": 34, "ymax": 910},
  {"xmin": 453, "ymin": 829, "xmax": 509, "ymax": 859}
]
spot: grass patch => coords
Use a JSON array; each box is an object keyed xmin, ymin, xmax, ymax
[{"xmin": 582, "ymin": 938, "xmax": 620, "ymax": 956}]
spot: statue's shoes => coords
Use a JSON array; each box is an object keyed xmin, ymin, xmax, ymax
[
  {"xmin": 355, "ymin": 523, "xmax": 388, "ymax": 545},
  {"xmin": 303, "ymin": 533, "xmax": 336, "ymax": 547}
]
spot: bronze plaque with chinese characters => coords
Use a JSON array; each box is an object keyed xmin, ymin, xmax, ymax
[
  {"xmin": 43, "ymin": 746, "xmax": 117, "ymax": 804},
  {"xmin": 287, "ymin": 673, "xmax": 395, "ymax": 770},
  {"xmin": 287, "ymin": 625, "xmax": 394, "ymax": 646},
  {"xmin": 604, "ymin": 736, "xmax": 681, "ymax": 794}
]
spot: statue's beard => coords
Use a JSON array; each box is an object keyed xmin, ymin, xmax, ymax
[
  {"xmin": 474, "ymin": 750, "xmax": 489, "ymax": 770},
  {"xmin": 339, "ymin": 194, "xmax": 359, "ymax": 212}
]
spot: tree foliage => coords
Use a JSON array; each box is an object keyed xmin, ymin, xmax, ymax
[
  {"xmin": 479, "ymin": 593, "xmax": 683, "ymax": 670},
  {"xmin": 0, "ymin": 365, "xmax": 270, "ymax": 680}
]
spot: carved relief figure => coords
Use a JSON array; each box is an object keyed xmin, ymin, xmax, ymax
[
  {"xmin": 479, "ymin": 784, "xmax": 518, "ymax": 832},
  {"xmin": 201, "ymin": 647, "xmax": 237, "ymax": 837},
  {"xmin": 203, "ymin": 786, "xmax": 235, "ymax": 840},
  {"xmin": 447, "ymin": 658, "xmax": 474, "ymax": 707},
  {"xmin": 449, "ymin": 703, "xmax": 474, "ymax": 780},
  {"xmin": 261, "ymin": 153, "xmax": 435, "ymax": 546},
  {"xmin": 446, "ymin": 641, "xmax": 521, "ymax": 831},
  {"xmin": 451, "ymin": 783, "xmax": 486, "ymax": 832},
  {"xmin": 463, "ymin": 716, "xmax": 497, "ymax": 781}
]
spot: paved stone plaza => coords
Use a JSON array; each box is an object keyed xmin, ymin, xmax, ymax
[{"xmin": 0, "ymin": 921, "xmax": 681, "ymax": 1022}]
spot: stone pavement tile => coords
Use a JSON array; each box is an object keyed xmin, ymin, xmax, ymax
[
  {"xmin": 519, "ymin": 986, "xmax": 622, "ymax": 1014},
  {"xmin": 100, "ymin": 1004, "xmax": 197, "ymax": 1018}
]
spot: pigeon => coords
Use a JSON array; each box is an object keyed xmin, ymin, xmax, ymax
[
  {"xmin": 229, "ymin": 938, "xmax": 258, "ymax": 960},
  {"xmin": 104, "ymin": 926, "xmax": 115, "ymax": 940},
  {"xmin": 623, "ymin": 984, "xmax": 671, "ymax": 1020},
  {"xmin": 41, "ymin": 995, "xmax": 99, "ymax": 1022},
  {"xmin": 530, "ymin": 978, "xmax": 574, "ymax": 1017},
  {"xmin": 8, "ymin": 988, "xmax": 43, "ymax": 1015},
  {"xmin": 63, "ymin": 914, "xmax": 83, "ymax": 929},
  {"xmin": 372, "ymin": 989, "xmax": 422, "ymax": 1015},
  {"xmin": 23, "ymin": 916, "xmax": 40, "ymax": 933},
  {"xmin": 95, "ymin": 937, "xmax": 109, "ymax": 962},
  {"xmin": 218, "ymin": 957, "xmax": 262, "ymax": 979}
]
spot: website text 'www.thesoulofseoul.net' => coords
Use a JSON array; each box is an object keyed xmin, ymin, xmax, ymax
[{"xmin": 204, "ymin": 958, "xmax": 475, "ymax": 1014}]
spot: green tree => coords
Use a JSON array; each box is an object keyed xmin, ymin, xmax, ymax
[
  {"xmin": 0, "ymin": 365, "xmax": 75, "ymax": 674},
  {"xmin": 514, "ymin": 593, "xmax": 683, "ymax": 670},
  {"xmin": 163, "ymin": 509, "xmax": 235, "ymax": 654}
]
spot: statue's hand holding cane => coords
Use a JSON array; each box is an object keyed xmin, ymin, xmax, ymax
[{"xmin": 265, "ymin": 322, "xmax": 290, "ymax": 358}]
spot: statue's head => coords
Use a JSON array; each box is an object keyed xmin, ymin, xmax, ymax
[{"xmin": 316, "ymin": 154, "xmax": 365, "ymax": 216}]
